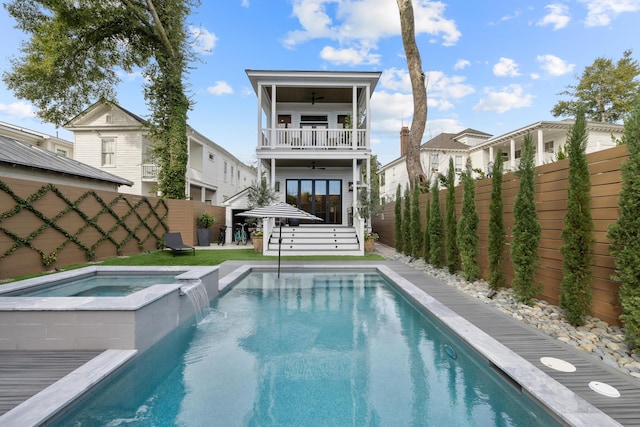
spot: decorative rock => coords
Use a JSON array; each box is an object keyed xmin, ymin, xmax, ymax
[{"xmin": 376, "ymin": 245, "xmax": 640, "ymax": 380}]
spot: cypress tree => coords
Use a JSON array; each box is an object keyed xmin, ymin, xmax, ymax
[
  {"xmin": 608, "ymin": 94, "xmax": 640, "ymax": 346},
  {"xmin": 488, "ymin": 150, "xmax": 506, "ymax": 290},
  {"xmin": 429, "ymin": 180, "xmax": 444, "ymax": 267},
  {"xmin": 457, "ymin": 158, "xmax": 479, "ymax": 281},
  {"xmin": 423, "ymin": 194, "xmax": 431, "ymax": 263},
  {"xmin": 445, "ymin": 158, "xmax": 459, "ymax": 274},
  {"xmin": 394, "ymin": 184, "xmax": 403, "ymax": 253},
  {"xmin": 411, "ymin": 178, "xmax": 423, "ymax": 257},
  {"xmin": 402, "ymin": 184, "xmax": 412, "ymax": 255},
  {"xmin": 560, "ymin": 108, "xmax": 594, "ymax": 326},
  {"xmin": 511, "ymin": 133, "xmax": 541, "ymax": 305}
]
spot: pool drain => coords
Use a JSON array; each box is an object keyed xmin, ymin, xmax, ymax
[
  {"xmin": 540, "ymin": 356, "xmax": 576, "ymax": 373},
  {"xmin": 444, "ymin": 344, "xmax": 457, "ymax": 359},
  {"xmin": 589, "ymin": 381, "xmax": 620, "ymax": 398}
]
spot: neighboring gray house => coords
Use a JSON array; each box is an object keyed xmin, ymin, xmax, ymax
[{"xmin": 0, "ymin": 135, "xmax": 132, "ymax": 191}]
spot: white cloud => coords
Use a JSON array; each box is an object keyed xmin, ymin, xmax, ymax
[
  {"xmin": 379, "ymin": 68, "xmax": 412, "ymax": 92},
  {"xmin": 241, "ymin": 0, "xmax": 249, "ymax": 7},
  {"xmin": 190, "ymin": 26, "xmax": 217, "ymax": 55},
  {"xmin": 283, "ymin": 0, "xmax": 460, "ymax": 49},
  {"xmin": 579, "ymin": 0, "xmax": 640, "ymax": 26},
  {"xmin": 454, "ymin": 59, "xmax": 470, "ymax": 70},
  {"xmin": 473, "ymin": 84, "xmax": 533, "ymax": 113},
  {"xmin": 530, "ymin": 72, "xmax": 541, "ymax": 80},
  {"xmin": 536, "ymin": 54, "xmax": 575, "ymax": 76},
  {"xmin": 0, "ymin": 101, "xmax": 36, "ymax": 119},
  {"xmin": 320, "ymin": 46, "xmax": 380, "ymax": 65},
  {"xmin": 493, "ymin": 57, "xmax": 521, "ymax": 77},
  {"xmin": 207, "ymin": 81, "xmax": 233, "ymax": 95},
  {"xmin": 538, "ymin": 4, "xmax": 570, "ymax": 30}
]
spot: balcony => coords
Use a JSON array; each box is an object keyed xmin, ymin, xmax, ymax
[
  {"xmin": 259, "ymin": 128, "xmax": 367, "ymax": 151},
  {"xmin": 142, "ymin": 163, "xmax": 159, "ymax": 180}
]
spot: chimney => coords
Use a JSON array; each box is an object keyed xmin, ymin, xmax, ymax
[{"xmin": 400, "ymin": 126, "xmax": 410, "ymax": 157}]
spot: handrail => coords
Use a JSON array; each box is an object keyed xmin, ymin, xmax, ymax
[{"xmin": 259, "ymin": 128, "xmax": 367, "ymax": 150}]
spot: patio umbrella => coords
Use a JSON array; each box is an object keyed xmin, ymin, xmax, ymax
[{"xmin": 238, "ymin": 202, "xmax": 323, "ymax": 277}]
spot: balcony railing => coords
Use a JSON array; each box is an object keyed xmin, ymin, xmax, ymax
[
  {"xmin": 259, "ymin": 128, "xmax": 367, "ymax": 150},
  {"xmin": 142, "ymin": 163, "xmax": 159, "ymax": 180}
]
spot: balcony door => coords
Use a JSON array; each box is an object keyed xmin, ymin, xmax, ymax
[{"xmin": 286, "ymin": 179, "xmax": 342, "ymax": 224}]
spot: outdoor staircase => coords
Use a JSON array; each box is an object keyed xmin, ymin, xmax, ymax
[{"xmin": 265, "ymin": 225, "xmax": 362, "ymax": 256}]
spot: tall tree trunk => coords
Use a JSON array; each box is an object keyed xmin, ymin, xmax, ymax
[{"xmin": 397, "ymin": 0, "xmax": 427, "ymax": 188}]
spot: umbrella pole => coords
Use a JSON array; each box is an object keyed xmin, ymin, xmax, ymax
[{"xmin": 278, "ymin": 221, "xmax": 283, "ymax": 278}]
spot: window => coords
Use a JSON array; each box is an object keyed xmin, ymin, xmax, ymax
[
  {"xmin": 455, "ymin": 155, "xmax": 463, "ymax": 172},
  {"xmin": 544, "ymin": 141, "xmax": 554, "ymax": 153},
  {"xmin": 208, "ymin": 152, "xmax": 215, "ymax": 162},
  {"xmin": 105, "ymin": 114, "xmax": 112, "ymax": 124},
  {"xmin": 56, "ymin": 148, "xmax": 67, "ymax": 157},
  {"xmin": 430, "ymin": 153, "xmax": 439, "ymax": 172},
  {"xmin": 237, "ymin": 170, "xmax": 240, "ymax": 182},
  {"xmin": 230, "ymin": 166, "xmax": 234, "ymax": 183},
  {"xmin": 223, "ymin": 161, "xmax": 228, "ymax": 182},
  {"xmin": 101, "ymin": 137, "xmax": 116, "ymax": 166}
]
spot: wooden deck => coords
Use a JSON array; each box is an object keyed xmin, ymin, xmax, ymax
[{"xmin": 0, "ymin": 350, "xmax": 100, "ymax": 416}]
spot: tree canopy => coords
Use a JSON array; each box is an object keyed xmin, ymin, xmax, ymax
[
  {"xmin": 551, "ymin": 50, "xmax": 640, "ymax": 123},
  {"xmin": 3, "ymin": 0, "xmax": 197, "ymax": 199}
]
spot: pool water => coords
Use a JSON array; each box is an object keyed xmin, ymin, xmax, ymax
[
  {"xmin": 53, "ymin": 271, "xmax": 560, "ymax": 426},
  {"xmin": 11, "ymin": 273, "xmax": 180, "ymax": 297}
]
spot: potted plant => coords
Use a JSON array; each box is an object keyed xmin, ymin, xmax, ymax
[
  {"xmin": 196, "ymin": 213, "xmax": 216, "ymax": 246},
  {"xmin": 252, "ymin": 231, "xmax": 264, "ymax": 253},
  {"xmin": 364, "ymin": 231, "xmax": 379, "ymax": 253}
]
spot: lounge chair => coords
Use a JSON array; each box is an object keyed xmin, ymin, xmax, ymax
[{"xmin": 163, "ymin": 232, "xmax": 195, "ymax": 257}]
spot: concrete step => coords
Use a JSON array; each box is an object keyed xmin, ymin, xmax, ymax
[{"xmin": 265, "ymin": 225, "xmax": 362, "ymax": 255}]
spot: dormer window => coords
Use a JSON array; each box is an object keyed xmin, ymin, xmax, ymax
[{"xmin": 105, "ymin": 114, "xmax": 112, "ymax": 124}]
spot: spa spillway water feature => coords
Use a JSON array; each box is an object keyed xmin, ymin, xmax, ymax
[{"xmin": 0, "ymin": 266, "xmax": 219, "ymax": 351}]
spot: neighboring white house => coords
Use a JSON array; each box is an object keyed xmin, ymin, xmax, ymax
[
  {"xmin": 0, "ymin": 135, "xmax": 132, "ymax": 191},
  {"xmin": 0, "ymin": 120, "xmax": 74, "ymax": 158},
  {"xmin": 246, "ymin": 69, "xmax": 382, "ymax": 255},
  {"xmin": 379, "ymin": 120, "xmax": 624, "ymax": 202},
  {"xmin": 64, "ymin": 101, "xmax": 256, "ymax": 203}
]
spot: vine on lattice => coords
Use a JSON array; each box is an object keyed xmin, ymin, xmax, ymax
[{"xmin": 0, "ymin": 180, "xmax": 169, "ymax": 267}]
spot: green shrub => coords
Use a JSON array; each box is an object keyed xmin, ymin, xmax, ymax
[
  {"xmin": 457, "ymin": 158, "xmax": 479, "ymax": 281},
  {"xmin": 445, "ymin": 158, "xmax": 459, "ymax": 274},
  {"xmin": 488, "ymin": 150, "xmax": 506, "ymax": 290},
  {"xmin": 394, "ymin": 184, "xmax": 403, "ymax": 253},
  {"xmin": 510, "ymin": 133, "xmax": 541, "ymax": 305},
  {"xmin": 410, "ymin": 178, "xmax": 423, "ymax": 258},
  {"xmin": 608, "ymin": 93, "xmax": 640, "ymax": 347},
  {"xmin": 560, "ymin": 108, "xmax": 594, "ymax": 326},
  {"xmin": 428, "ymin": 180, "xmax": 444, "ymax": 267},
  {"xmin": 423, "ymin": 194, "xmax": 431, "ymax": 263}
]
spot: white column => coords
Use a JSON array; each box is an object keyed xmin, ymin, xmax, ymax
[
  {"xmin": 537, "ymin": 128, "xmax": 544, "ymax": 166},
  {"xmin": 271, "ymin": 84, "xmax": 277, "ymax": 149},
  {"xmin": 257, "ymin": 84, "xmax": 263, "ymax": 149},
  {"xmin": 353, "ymin": 158, "xmax": 358, "ymax": 210},
  {"xmin": 488, "ymin": 145, "xmax": 494, "ymax": 162},
  {"xmin": 365, "ymin": 84, "xmax": 371, "ymax": 150},
  {"xmin": 271, "ymin": 158, "xmax": 276, "ymax": 194},
  {"xmin": 510, "ymin": 138, "xmax": 516, "ymax": 170},
  {"xmin": 352, "ymin": 85, "xmax": 358, "ymax": 150}
]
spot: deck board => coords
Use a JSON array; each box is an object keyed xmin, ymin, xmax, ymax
[{"xmin": 0, "ymin": 350, "xmax": 100, "ymax": 415}]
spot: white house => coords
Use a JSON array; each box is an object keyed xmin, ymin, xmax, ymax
[
  {"xmin": 379, "ymin": 120, "xmax": 624, "ymax": 202},
  {"xmin": 0, "ymin": 120, "xmax": 74, "ymax": 158},
  {"xmin": 246, "ymin": 69, "xmax": 382, "ymax": 255},
  {"xmin": 64, "ymin": 101, "xmax": 256, "ymax": 203}
]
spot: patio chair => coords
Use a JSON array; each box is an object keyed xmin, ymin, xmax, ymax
[{"xmin": 163, "ymin": 232, "xmax": 195, "ymax": 257}]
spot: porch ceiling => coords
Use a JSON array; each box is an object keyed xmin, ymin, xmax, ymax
[
  {"xmin": 267, "ymin": 87, "xmax": 356, "ymax": 104},
  {"xmin": 269, "ymin": 158, "xmax": 353, "ymax": 168}
]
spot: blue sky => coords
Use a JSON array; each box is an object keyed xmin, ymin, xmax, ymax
[{"xmin": 1, "ymin": 0, "xmax": 639, "ymax": 165}]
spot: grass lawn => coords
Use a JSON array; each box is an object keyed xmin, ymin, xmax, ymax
[{"xmin": 100, "ymin": 248, "xmax": 384, "ymax": 266}]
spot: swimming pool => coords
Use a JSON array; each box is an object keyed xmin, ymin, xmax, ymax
[{"xmin": 51, "ymin": 269, "xmax": 562, "ymax": 426}]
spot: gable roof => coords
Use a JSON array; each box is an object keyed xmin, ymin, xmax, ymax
[
  {"xmin": 0, "ymin": 135, "xmax": 132, "ymax": 186},
  {"xmin": 422, "ymin": 132, "xmax": 468, "ymax": 151}
]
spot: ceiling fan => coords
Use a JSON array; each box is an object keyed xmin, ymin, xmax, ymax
[
  {"xmin": 310, "ymin": 92, "xmax": 324, "ymax": 105},
  {"xmin": 309, "ymin": 161, "xmax": 326, "ymax": 170}
]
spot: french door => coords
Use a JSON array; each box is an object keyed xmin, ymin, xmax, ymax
[{"xmin": 286, "ymin": 179, "xmax": 342, "ymax": 224}]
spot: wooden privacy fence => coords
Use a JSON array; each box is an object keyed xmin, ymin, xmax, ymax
[
  {"xmin": 0, "ymin": 176, "xmax": 225, "ymax": 280},
  {"xmin": 373, "ymin": 144, "xmax": 628, "ymax": 326}
]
